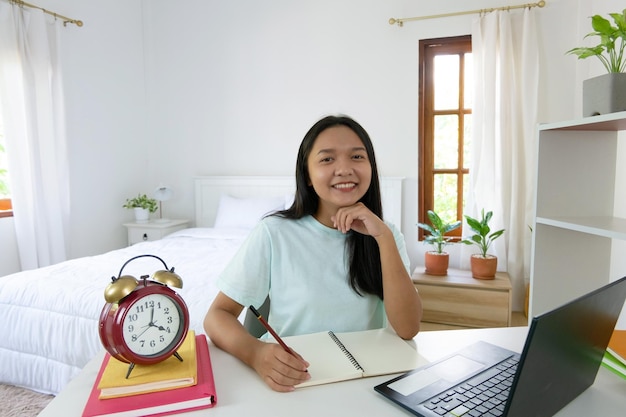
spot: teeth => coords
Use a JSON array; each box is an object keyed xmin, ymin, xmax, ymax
[{"xmin": 334, "ymin": 183, "xmax": 355, "ymax": 189}]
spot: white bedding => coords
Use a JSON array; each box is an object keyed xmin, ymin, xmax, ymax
[{"xmin": 0, "ymin": 227, "xmax": 248, "ymax": 395}]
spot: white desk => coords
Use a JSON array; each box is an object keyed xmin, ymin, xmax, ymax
[{"xmin": 39, "ymin": 327, "xmax": 626, "ymax": 416}]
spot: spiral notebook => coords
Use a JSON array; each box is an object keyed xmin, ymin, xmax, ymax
[{"xmin": 279, "ymin": 328, "xmax": 428, "ymax": 388}]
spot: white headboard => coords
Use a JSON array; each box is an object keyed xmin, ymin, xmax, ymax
[{"xmin": 194, "ymin": 176, "xmax": 404, "ymax": 228}]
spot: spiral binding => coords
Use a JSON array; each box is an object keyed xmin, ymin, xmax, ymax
[{"xmin": 328, "ymin": 331, "xmax": 364, "ymax": 372}]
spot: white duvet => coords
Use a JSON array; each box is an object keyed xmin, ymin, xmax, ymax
[{"xmin": 0, "ymin": 227, "xmax": 248, "ymax": 395}]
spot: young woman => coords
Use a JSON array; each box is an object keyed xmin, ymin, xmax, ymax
[{"xmin": 204, "ymin": 115, "xmax": 422, "ymax": 392}]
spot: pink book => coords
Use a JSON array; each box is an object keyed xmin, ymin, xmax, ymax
[{"xmin": 82, "ymin": 335, "xmax": 216, "ymax": 417}]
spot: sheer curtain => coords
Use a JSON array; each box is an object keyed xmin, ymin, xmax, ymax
[
  {"xmin": 0, "ymin": 2, "xmax": 70, "ymax": 270},
  {"xmin": 464, "ymin": 8, "xmax": 539, "ymax": 306}
]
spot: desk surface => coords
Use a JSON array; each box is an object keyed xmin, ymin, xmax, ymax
[{"xmin": 39, "ymin": 326, "xmax": 626, "ymax": 416}]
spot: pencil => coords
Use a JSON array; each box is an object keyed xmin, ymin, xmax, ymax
[{"xmin": 248, "ymin": 305, "xmax": 295, "ymax": 356}]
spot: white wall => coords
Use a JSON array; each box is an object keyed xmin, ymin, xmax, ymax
[
  {"xmin": 60, "ymin": 0, "xmax": 150, "ymax": 258},
  {"xmin": 1, "ymin": 0, "xmax": 624, "ymax": 309}
]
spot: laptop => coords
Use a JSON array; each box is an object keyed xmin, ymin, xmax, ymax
[{"xmin": 375, "ymin": 276, "xmax": 626, "ymax": 417}]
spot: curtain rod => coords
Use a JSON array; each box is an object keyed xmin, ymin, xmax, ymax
[
  {"xmin": 389, "ymin": 0, "xmax": 545, "ymax": 27},
  {"xmin": 10, "ymin": 0, "xmax": 83, "ymax": 27}
]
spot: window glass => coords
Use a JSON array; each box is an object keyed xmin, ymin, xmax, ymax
[
  {"xmin": 434, "ymin": 55, "xmax": 459, "ymax": 110},
  {"xmin": 464, "ymin": 53, "xmax": 473, "ymax": 109},
  {"xmin": 0, "ymin": 103, "xmax": 12, "ymax": 215},
  {"xmin": 434, "ymin": 115, "xmax": 459, "ymax": 169},
  {"xmin": 0, "ymin": 120, "xmax": 9, "ymax": 199},
  {"xmin": 463, "ymin": 113, "xmax": 472, "ymax": 169},
  {"xmin": 433, "ymin": 173, "xmax": 458, "ymax": 225}
]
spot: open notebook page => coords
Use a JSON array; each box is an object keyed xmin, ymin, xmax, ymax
[
  {"xmin": 280, "ymin": 327, "xmax": 428, "ymax": 388},
  {"xmin": 337, "ymin": 328, "xmax": 428, "ymax": 377}
]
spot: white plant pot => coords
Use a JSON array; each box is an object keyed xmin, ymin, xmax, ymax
[{"xmin": 133, "ymin": 207, "xmax": 150, "ymax": 223}]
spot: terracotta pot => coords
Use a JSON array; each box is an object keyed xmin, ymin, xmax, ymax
[
  {"xmin": 0, "ymin": 198, "xmax": 11, "ymax": 211},
  {"xmin": 470, "ymin": 254, "xmax": 497, "ymax": 280},
  {"xmin": 424, "ymin": 251, "xmax": 449, "ymax": 276}
]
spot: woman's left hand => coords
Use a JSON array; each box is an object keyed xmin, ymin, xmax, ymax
[
  {"xmin": 333, "ymin": 202, "xmax": 423, "ymax": 340},
  {"xmin": 331, "ymin": 202, "xmax": 387, "ymax": 237}
]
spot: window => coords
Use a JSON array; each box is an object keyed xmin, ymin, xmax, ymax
[
  {"xmin": 418, "ymin": 35, "xmax": 472, "ymax": 239},
  {"xmin": 0, "ymin": 109, "xmax": 12, "ymax": 218}
]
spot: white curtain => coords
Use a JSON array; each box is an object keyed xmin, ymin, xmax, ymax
[
  {"xmin": 0, "ymin": 2, "xmax": 70, "ymax": 270},
  {"xmin": 464, "ymin": 8, "xmax": 539, "ymax": 307}
]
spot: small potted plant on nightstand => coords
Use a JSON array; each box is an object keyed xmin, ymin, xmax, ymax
[
  {"xmin": 460, "ymin": 209, "xmax": 505, "ymax": 280},
  {"xmin": 123, "ymin": 194, "xmax": 158, "ymax": 223},
  {"xmin": 417, "ymin": 210, "xmax": 461, "ymax": 276}
]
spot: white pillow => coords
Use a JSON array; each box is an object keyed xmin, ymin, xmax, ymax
[
  {"xmin": 214, "ymin": 194, "xmax": 285, "ymax": 229},
  {"xmin": 165, "ymin": 227, "xmax": 250, "ymax": 240}
]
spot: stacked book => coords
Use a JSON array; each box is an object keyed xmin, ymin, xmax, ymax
[
  {"xmin": 82, "ymin": 331, "xmax": 217, "ymax": 417},
  {"xmin": 602, "ymin": 329, "xmax": 626, "ymax": 380}
]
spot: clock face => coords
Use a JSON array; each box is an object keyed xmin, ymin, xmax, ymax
[{"xmin": 122, "ymin": 292, "xmax": 185, "ymax": 357}]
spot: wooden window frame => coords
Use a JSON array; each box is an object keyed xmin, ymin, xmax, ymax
[{"xmin": 418, "ymin": 35, "xmax": 471, "ymax": 240}]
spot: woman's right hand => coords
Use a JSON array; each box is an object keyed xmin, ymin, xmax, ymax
[
  {"xmin": 251, "ymin": 341, "xmax": 311, "ymax": 392},
  {"xmin": 205, "ymin": 292, "xmax": 310, "ymax": 392}
]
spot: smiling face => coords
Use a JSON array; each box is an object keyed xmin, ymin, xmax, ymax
[{"xmin": 306, "ymin": 125, "xmax": 372, "ymax": 226}]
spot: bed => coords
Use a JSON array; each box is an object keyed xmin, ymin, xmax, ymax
[{"xmin": 0, "ymin": 176, "xmax": 403, "ymax": 395}]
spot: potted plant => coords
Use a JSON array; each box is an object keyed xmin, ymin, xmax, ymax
[
  {"xmin": 417, "ymin": 210, "xmax": 461, "ymax": 276},
  {"xmin": 566, "ymin": 9, "xmax": 626, "ymax": 116},
  {"xmin": 123, "ymin": 193, "xmax": 158, "ymax": 223},
  {"xmin": 460, "ymin": 209, "xmax": 505, "ymax": 280}
]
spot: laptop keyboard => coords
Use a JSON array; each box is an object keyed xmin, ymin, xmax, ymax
[{"xmin": 421, "ymin": 356, "xmax": 519, "ymax": 417}]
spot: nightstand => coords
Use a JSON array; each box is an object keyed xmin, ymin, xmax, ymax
[
  {"xmin": 412, "ymin": 268, "xmax": 512, "ymax": 328},
  {"xmin": 123, "ymin": 219, "xmax": 190, "ymax": 245}
]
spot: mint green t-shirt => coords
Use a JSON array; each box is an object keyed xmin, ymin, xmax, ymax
[{"xmin": 216, "ymin": 215, "xmax": 411, "ymax": 337}]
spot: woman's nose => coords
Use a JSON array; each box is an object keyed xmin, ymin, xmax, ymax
[{"xmin": 334, "ymin": 159, "xmax": 354, "ymax": 176}]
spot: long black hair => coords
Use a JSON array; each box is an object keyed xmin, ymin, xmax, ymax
[{"xmin": 272, "ymin": 115, "xmax": 385, "ymax": 299}]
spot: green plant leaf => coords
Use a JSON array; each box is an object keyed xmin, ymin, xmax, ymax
[
  {"xmin": 489, "ymin": 229, "xmax": 505, "ymax": 240},
  {"xmin": 465, "ymin": 216, "xmax": 482, "ymax": 232},
  {"xmin": 418, "ymin": 210, "xmax": 460, "ymax": 254},
  {"xmin": 591, "ymin": 14, "xmax": 613, "ymax": 34},
  {"xmin": 461, "ymin": 209, "xmax": 504, "ymax": 257},
  {"xmin": 567, "ymin": 9, "xmax": 626, "ymax": 73}
]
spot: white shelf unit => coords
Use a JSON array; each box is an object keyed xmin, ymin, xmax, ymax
[{"xmin": 530, "ymin": 111, "xmax": 626, "ymax": 319}]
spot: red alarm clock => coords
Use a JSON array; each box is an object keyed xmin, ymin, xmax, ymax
[{"xmin": 98, "ymin": 254, "xmax": 189, "ymax": 378}]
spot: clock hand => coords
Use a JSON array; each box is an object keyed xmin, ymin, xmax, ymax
[
  {"xmin": 135, "ymin": 324, "xmax": 151, "ymax": 338},
  {"xmin": 151, "ymin": 320, "xmax": 167, "ymax": 331},
  {"xmin": 144, "ymin": 307, "xmax": 160, "ymax": 329},
  {"xmin": 134, "ymin": 308, "xmax": 156, "ymax": 339}
]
